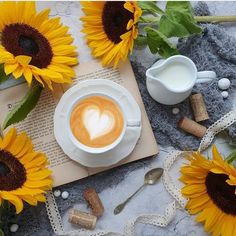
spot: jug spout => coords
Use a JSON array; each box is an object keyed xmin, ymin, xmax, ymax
[
  {"xmin": 146, "ymin": 67, "xmax": 160, "ymax": 82},
  {"xmin": 146, "ymin": 66, "xmax": 165, "ymax": 87}
]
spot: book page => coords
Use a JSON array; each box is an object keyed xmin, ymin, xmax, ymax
[{"xmin": 0, "ymin": 60, "xmax": 158, "ymax": 187}]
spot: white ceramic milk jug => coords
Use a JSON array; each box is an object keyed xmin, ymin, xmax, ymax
[{"xmin": 146, "ymin": 55, "xmax": 216, "ymax": 105}]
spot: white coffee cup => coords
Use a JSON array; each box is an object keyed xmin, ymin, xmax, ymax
[
  {"xmin": 146, "ymin": 55, "xmax": 216, "ymax": 105},
  {"xmin": 67, "ymin": 93, "xmax": 136, "ymax": 154}
]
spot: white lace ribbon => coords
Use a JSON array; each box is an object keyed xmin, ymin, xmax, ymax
[{"xmin": 46, "ymin": 110, "xmax": 236, "ymax": 236}]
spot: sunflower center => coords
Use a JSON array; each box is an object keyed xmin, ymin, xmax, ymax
[
  {"xmin": 1, "ymin": 23, "xmax": 53, "ymax": 68},
  {"xmin": 0, "ymin": 161, "xmax": 10, "ymax": 176},
  {"xmin": 0, "ymin": 149, "xmax": 26, "ymax": 191},
  {"xmin": 19, "ymin": 35, "xmax": 39, "ymax": 55},
  {"xmin": 206, "ymin": 172, "xmax": 236, "ymax": 215},
  {"xmin": 102, "ymin": 2, "xmax": 134, "ymax": 44}
]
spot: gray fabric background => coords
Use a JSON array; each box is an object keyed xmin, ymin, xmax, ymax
[{"xmin": 3, "ymin": 2, "xmax": 236, "ymax": 236}]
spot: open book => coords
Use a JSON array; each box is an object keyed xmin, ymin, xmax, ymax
[{"xmin": 0, "ymin": 60, "xmax": 158, "ymax": 187}]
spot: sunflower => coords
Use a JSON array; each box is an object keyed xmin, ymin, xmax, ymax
[
  {"xmin": 0, "ymin": 128, "xmax": 52, "ymax": 214},
  {"xmin": 0, "ymin": 1, "xmax": 78, "ymax": 89},
  {"xmin": 80, "ymin": 1, "xmax": 142, "ymax": 67},
  {"xmin": 180, "ymin": 146, "xmax": 236, "ymax": 236}
]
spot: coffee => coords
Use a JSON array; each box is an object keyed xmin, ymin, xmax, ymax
[{"xmin": 70, "ymin": 96, "xmax": 124, "ymax": 148}]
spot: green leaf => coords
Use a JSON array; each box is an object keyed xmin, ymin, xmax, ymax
[
  {"xmin": 159, "ymin": 1, "xmax": 202, "ymax": 38},
  {"xmin": 165, "ymin": 1, "xmax": 193, "ymax": 14},
  {"xmin": 0, "ymin": 64, "xmax": 10, "ymax": 85},
  {"xmin": 138, "ymin": 1, "xmax": 164, "ymax": 15},
  {"xmin": 134, "ymin": 35, "xmax": 147, "ymax": 48},
  {"xmin": 0, "ymin": 229, "xmax": 4, "ymax": 236},
  {"xmin": 3, "ymin": 83, "xmax": 42, "ymax": 129},
  {"xmin": 145, "ymin": 27, "xmax": 178, "ymax": 58},
  {"xmin": 226, "ymin": 149, "xmax": 236, "ymax": 164}
]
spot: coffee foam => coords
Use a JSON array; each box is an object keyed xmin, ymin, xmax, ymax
[
  {"xmin": 70, "ymin": 96, "xmax": 124, "ymax": 148},
  {"xmin": 83, "ymin": 106, "xmax": 115, "ymax": 140}
]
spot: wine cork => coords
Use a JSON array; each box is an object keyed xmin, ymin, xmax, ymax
[
  {"xmin": 178, "ymin": 117, "xmax": 207, "ymax": 138},
  {"xmin": 68, "ymin": 209, "xmax": 97, "ymax": 229},
  {"xmin": 83, "ymin": 188, "xmax": 104, "ymax": 217},
  {"xmin": 190, "ymin": 93, "xmax": 209, "ymax": 122}
]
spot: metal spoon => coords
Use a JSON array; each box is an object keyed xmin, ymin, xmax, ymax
[{"xmin": 114, "ymin": 167, "xmax": 164, "ymax": 215}]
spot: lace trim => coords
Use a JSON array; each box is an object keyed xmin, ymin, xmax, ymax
[
  {"xmin": 198, "ymin": 110, "xmax": 236, "ymax": 152},
  {"xmin": 46, "ymin": 110, "xmax": 236, "ymax": 236},
  {"xmin": 162, "ymin": 110, "xmax": 236, "ymax": 211}
]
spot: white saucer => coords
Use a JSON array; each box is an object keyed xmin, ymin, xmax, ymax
[{"xmin": 54, "ymin": 79, "xmax": 142, "ymax": 168}]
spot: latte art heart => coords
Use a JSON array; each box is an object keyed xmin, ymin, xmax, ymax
[
  {"xmin": 70, "ymin": 96, "xmax": 124, "ymax": 148},
  {"xmin": 83, "ymin": 108, "xmax": 115, "ymax": 140}
]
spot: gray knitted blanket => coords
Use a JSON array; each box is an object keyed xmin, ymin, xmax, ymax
[{"xmin": 4, "ymin": 2, "xmax": 236, "ymax": 236}]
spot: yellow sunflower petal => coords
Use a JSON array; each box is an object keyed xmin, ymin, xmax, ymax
[
  {"xmin": 232, "ymin": 218, "xmax": 236, "ymax": 236},
  {"xmin": 26, "ymin": 166, "xmax": 42, "ymax": 174},
  {"xmin": 179, "ymin": 175, "xmax": 205, "ymax": 184},
  {"xmin": 30, "ymin": 9, "xmax": 50, "ymax": 28},
  {"xmin": 24, "ymin": 179, "xmax": 53, "ymax": 189},
  {"xmin": 16, "ymin": 138, "xmax": 33, "ymax": 158},
  {"xmin": 10, "ymin": 187, "xmax": 45, "ymax": 196},
  {"xmin": 12, "ymin": 66, "xmax": 24, "ymax": 79},
  {"xmin": 15, "ymin": 55, "xmax": 32, "ymax": 67},
  {"xmin": 0, "ymin": 192, "xmax": 23, "ymax": 214},
  {"xmin": 186, "ymin": 194, "xmax": 210, "ymax": 209},
  {"xmin": 27, "ymin": 169, "xmax": 52, "ymax": 181},
  {"xmin": 4, "ymin": 63, "xmax": 18, "ymax": 75},
  {"xmin": 221, "ymin": 214, "xmax": 235, "ymax": 236},
  {"xmin": 23, "ymin": 67, "xmax": 33, "ymax": 85},
  {"xmin": 20, "ymin": 152, "xmax": 40, "ymax": 164},
  {"xmin": 45, "ymin": 26, "xmax": 69, "ymax": 40},
  {"xmin": 124, "ymin": 2, "xmax": 135, "ymax": 13},
  {"xmin": 0, "ymin": 127, "xmax": 16, "ymax": 150},
  {"xmin": 52, "ymin": 56, "xmax": 78, "ymax": 66},
  {"xmin": 182, "ymin": 184, "xmax": 206, "ymax": 196},
  {"xmin": 50, "ymin": 36, "xmax": 74, "ymax": 47},
  {"xmin": 188, "ymin": 200, "xmax": 212, "ymax": 215},
  {"xmin": 7, "ymin": 132, "xmax": 28, "ymax": 157},
  {"xmin": 21, "ymin": 195, "xmax": 37, "ymax": 206},
  {"xmin": 52, "ymin": 45, "xmax": 77, "ymax": 56},
  {"xmin": 23, "ymin": 154, "xmax": 47, "ymax": 168},
  {"xmin": 203, "ymin": 206, "xmax": 222, "ymax": 232},
  {"xmin": 34, "ymin": 194, "xmax": 46, "ymax": 202},
  {"xmin": 48, "ymin": 64, "xmax": 75, "ymax": 77}
]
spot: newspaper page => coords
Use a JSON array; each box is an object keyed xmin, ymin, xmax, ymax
[{"xmin": 0, "ymin": 60, "xmax": 158, "ymax": 187}]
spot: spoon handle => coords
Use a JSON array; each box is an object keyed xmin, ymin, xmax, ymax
[{"xmin": 114, "ymin": 184, "xmax": 145, "ymax": 215}]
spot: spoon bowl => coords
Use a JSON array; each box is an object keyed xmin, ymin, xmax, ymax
[
  {"xmin": 114, "ymin": 167, "xmax": 164, "ymax": 215},
  {"xmin": 144, "ymin": 168, "xmax": 164, "ymax": 185}
]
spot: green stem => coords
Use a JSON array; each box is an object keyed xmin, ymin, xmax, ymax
[
  {"xmin": 195, "ymin": 15, "xmax": 236, "ymax": 23},
  {"xmin": 139, "ymin": 15, "xmax": 236, "ymax": 24},
  {"xmin": 0, "ymin": 126, "xmax": 3, "ymax": 139}
]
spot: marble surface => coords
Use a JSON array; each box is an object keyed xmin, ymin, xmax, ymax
[{"xmin": 3, "ymin": 1, "xmax": 236, "ymax": 236}]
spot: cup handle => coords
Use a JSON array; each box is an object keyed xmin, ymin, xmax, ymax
[{"xmin": 196, "ymin": 71, "xmax": 216, "ymax": 84}]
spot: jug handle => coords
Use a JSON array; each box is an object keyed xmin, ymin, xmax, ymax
[{"xmin": 196, "ymin": 71, "xmax": 216, "ymax": 83}]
